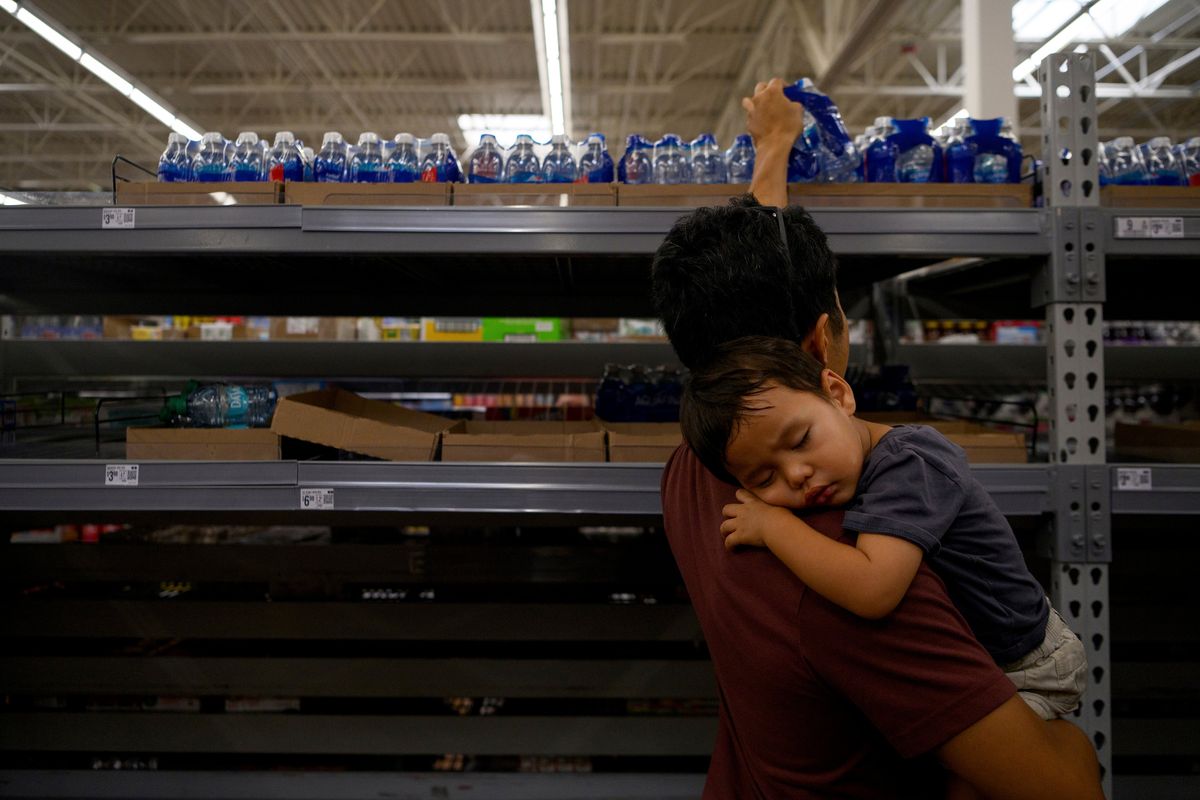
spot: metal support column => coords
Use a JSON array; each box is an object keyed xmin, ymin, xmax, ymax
[{"xmin": 1035, "ymin": 51, "xmax": 1111, "ymax": 796}]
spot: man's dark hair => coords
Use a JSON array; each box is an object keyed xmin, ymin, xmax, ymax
[
  {"xmin": 650, "ymin": 195, "xmax": 841, "ymax": 372},
  {"xmin": 680, "ymin": 336, "xmax": 828, "ymax": 485}
]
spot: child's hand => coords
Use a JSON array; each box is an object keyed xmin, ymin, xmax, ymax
[{"xmin": 721, "ymin": 489, "xmax": 793, "ymax": 551}]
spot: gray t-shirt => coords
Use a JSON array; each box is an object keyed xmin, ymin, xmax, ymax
[{"xmin": 842, "ymin": 425, "xmax": 1048, "ymax": 663}]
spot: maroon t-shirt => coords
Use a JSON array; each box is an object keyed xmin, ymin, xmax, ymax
[{"xmin": 661, "ymin": 444, "xmax": 1015, "ymax": 798}]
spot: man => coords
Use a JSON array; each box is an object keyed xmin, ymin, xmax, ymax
[{"xmin": 651, "ymin": 78, "xmax": 1103, "ymax": 798}]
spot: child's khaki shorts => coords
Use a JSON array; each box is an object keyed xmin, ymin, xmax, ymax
[{"xmin": 1001, "ymin": 604, "xmax": 1088, "ymax": 720}]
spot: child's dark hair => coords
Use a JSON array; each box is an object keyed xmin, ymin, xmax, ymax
[
  {"xmin": 650, "ymin": 195, "xmax": 841, "ymax": 372},
  {"xmin": 680, "ymin": 336, "xmax": 828, "ymax": 485}
]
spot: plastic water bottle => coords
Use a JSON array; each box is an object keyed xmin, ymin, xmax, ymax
[
  {"xmin": 619, "ymin": 134, "xmax": 653, "ymax": 184},
  {"xmin": 726, "ymin": 134, "xmax": 755, "ymax": 183},
  {"xmin": 1106, "ymin": 137, "xmax": 1149, "ymax": 185},
  {"xmin": 468, "ymin": 133, "xmax": 504, "ymax": 183},
  {"xmin": 865, "ymin": 117, "xmax": 898, "ymax": 183},
  {"xmin": 783, "ymin": 79, "xmax": 861, "ymax": 182},
  {"xmin": 227, "ymin": 132, "xmax": 263, "ymax": 181},
  {"xmin": 504, "ymin": 134, "xmax": 542, "ymax": 183},
  {"xmin": 314, "ymin": 132, "xmax": 348, "ymax": 182},
  {"xmin": 966, "ymin": 118, "xmax": 1022, "ymax": 184},
  {"xmin": 190, "ymin": 132, "xmax": 229, "ymax": 183},
  {"xmin": 420, "ymin": 132, "xmax": 463, "ymax": 183},
  {"xmin": 388, "ymin": 133, "xmax": 419, "ymax": 183},
  {"xmin": 943, "ymin": 120, "xmax": 972, "ymax": 183},
  {"xmin": 157, "ymin": 132, "xmax": 192, "ymax": 182},
  {"xmin": 162, "ymin": 382, "xmax": 277, "ymax": 429},
  {"xmin": 1177, "ymin": 137, "xmax": 1200, "ymax": 187},
  {"xmin": 349, "ymin": 132, "xmax": 386, "ymax": 183},
  {"xmin": 1140, "ymin": 137, "xmax": 1186, "ymax": 186},
  {"xmin": 267, "ymin": 131, "xmax": 304, "ymax": 182},
  {"xmin": 542, "ymin": 134, "xmax": 578, "ymax": 183},
  {"xmin": 889, "ymin": 118, "xmax": 942, "ymax": 183},
  {"xmin": 787, "ymin": 133, "xmax": 821, "ymax": 183},
  {"xmin": 578, "ymin": 133, "xmax": 614, "ymax": 183},
  {"xmin": 690, "ymin": 134, "xmax": 727, "ymax": 184},
  {"xmin": 653, "ymin": 134, "xmax": 691, "ymax": 184}
]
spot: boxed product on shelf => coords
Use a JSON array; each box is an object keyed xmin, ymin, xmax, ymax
[
  {"xmin": 600, "ymin": 421, "xmax": 683, "ymax": 463},
  {"xmin": 421, "ymin": 317, "xmax": 484, "ymax": 341},
  {"xmin": 788, "ymin": 183, "xmax": 1033, "ymax": 208},
  {"xmin": 569, "ymin": 318, "xmax": 621, "ymax": 340},
  {"xmin": 441, "ymin": 420, "xmax": 606, "ymax": 462},
  {"xmin": 115, "ymin": 181, "xmax": 283, "ymax": 205},
  {"xmin": 859, "ymin": 412, "xmax": 1029, "ymax": 463},
  {"xmin": 377, "ymin": 317, "xmax": 421, "ymax": 341},
  {"xmin": 452, "ymin": 183, "xmax": 616, "ymax": 207},
  {"xmin": 481, "ymin": 318, "xmax": 564, "ymax": 342},
  {"xmin": 1100, "ymin": 186, "xmax": 1200, "ymax": 208},
  {"xmin": 1114, "ymin": 421, "xmax": 1200, "ymax": 462},
  {"xmin": 616, "ymin": 183, "xmax": 750, "ymax": 207},
  {"xmin": 270, "ymin": 388, "xmax": 458, "ymax": 461},
  {"xmin": 268, "ymin": 317, "xmax": 357, "ymax": 340},
  {"xmin": 126, "ymin": 427, "xmax": 280, "ymax": 460},
  {"xmin": 283, "ymin": 181, "xmax": 450, "ymax": 206}
]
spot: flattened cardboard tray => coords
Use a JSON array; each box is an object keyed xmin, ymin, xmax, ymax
[
  {"xmin": 270, "ymin": 388, "xmax": 458, "ymax": 461},
  {"xmin": 126, "ymin": 427, "xmax": 280, "ymax": 461},
  {"xmin": 859, "ymin": 413, "xmax": 1029, "ymax": 464},
  {"xmin": 441, "ymin": 420, "xmax": 606, "ymax": 462},
  {"xmin": 600, "ymin": 421, "xmax": 683, "ymax": 463},
  {"xmin": 452, "ymin": 183, "xmax": 616, "ymax": 206},
  {"xmin": 1115, "ymin": 421, "xmax": 1200, "ymax": 463},
  {"xmin": 115, "ymin": 181, "xmax": 282, "ymax": 205},
  {"xmin": 1101, "ymin": 186, "xmax": 1200, "ymax": 208},
  {"xmin": 283, "ymin": 181, "xmax": 450, "ymax": 206}
]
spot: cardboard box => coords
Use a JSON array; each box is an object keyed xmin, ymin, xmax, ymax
[
  {"xmin": 421, "ymin": 317, "xmax": 483, "ymax": 342},
  {"xmin": 284, "ymin": 181, "xmax": 450, "ymax": 206},
  {"xmin": 617, "ymin": 183, "xmax": 751, "ymax": 207},
  {"xmin": 267, "ymin": 317, "xmax": 357, "ymax": 340},
  {"xmin": 859, "ymin": 412, "xmax": 1029, "ymax": 464},
  {"xmin": 601, "ymin": 422, "xmax": 683, "ymax": 463},
  {"xmin": 270, "ymin": 388, "xmax": 457, "ymax": 461},
  {"xmin": 481, "ymin": 318, "xmax": 564, "ymax": 342},
  {"xmin": 442, "ymin": 420, "xmax": 606, "ymax": 462},
  {"xmin": 789, "ymin": 183, "xmax": 1033, "ymax": 208},
  {"xmin": 115, "ymin": 181, "xmax": 282, "ymax": 205},
  {"xmin": 126, "ymin": 427, "xmax": 280, "ymax": 461},
  {"xmin": 1101, "ymin": 186, "xmax": 1200, "ymax": 208},
  {"xmin": 453, "ymin": 183, "xmax": 616, "ymax": 207},
  {"xmin": 1115, "ymin": 421, "xmax": 1200, "ymax": 462}
]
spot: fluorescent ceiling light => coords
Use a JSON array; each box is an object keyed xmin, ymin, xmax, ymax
[
  {"xmin": 128, "ymin": 88, "xmax": 176, "ymax": 128},
  {"xmin": 1012, "ymin": 0, "xmax": 1171, "ymax": 81},
  {"xmin": 16, "ymin": 6, "xmax": 81, "ymax": 61},
  {"xmin": 0, "ymin": 192, "xmax": 27, "ymax": 205},
  {"xmin": 531, "ymin": 0, "xmax": 571, "ymax": 137},
  {"xmin": 0, "ymin": 0, "xmax": 19, "ymax": 15},
  {"xmin": 458, "ymin": 113, "xmax": 552, "ymax": 148},
  {"xmin": 173, "ymin": 120, "xmax": 202, "ymax": 140},
  {"xmin": 79, "ymin": 53, "xmax": 132, "ymax": 96}
]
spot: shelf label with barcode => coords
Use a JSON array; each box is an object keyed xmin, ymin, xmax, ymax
[
  {"xmin": 105, "ymin": 464, "xmax": 139, "ymax": 486},
  {"xmin": 1114, "ymin": 216, "xmax": 1184, "ymax": 239},
  {"xmin": 101, "ymin": 208, "xmax": 136, "ymax": 229},
  {"xmin": 301, "ymin": 488, "xmax": 335, "ymax": 509},
  {"xmin": 1116, "ymin": 467, "xmax": 1152, "ymax": 491}
]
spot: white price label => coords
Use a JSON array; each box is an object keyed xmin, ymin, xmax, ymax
[
  {"xmin": 300, "ymin": 488, "xmax": 334, "ymax": 509},
  {"xmin": 105, "ymin": 464, "xmax": 139, "ymax": 486},
  {"xmin": 1114, "ymin": 216, "xmax": 1184, "ymax": 239},
  {"xmin": 1116, "ymin": 467, "xmax": 1152, "ymax": 491},
  {"xmin": 101, "ymin": 207, "xmax": 136, "ymax": 229}
]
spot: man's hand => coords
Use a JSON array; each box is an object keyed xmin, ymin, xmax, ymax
[
  {"xmin": 742, "ymin": 78, "xmax": 805, "ymax": 153},
  {"xmin": 721, "ymin": 489, "xmax": 793, "ymax": 551}
]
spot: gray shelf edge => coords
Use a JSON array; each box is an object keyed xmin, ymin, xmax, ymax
[
  {"xmin": 894, "ymin": 343, "xmax": 1200, "ymax": 381},
  {"xmin": 1104, "ymin": 208, "xmax": 1200, "ymax": 256},
  {"xmin": 1109, "ymin": 464, "xmax": 1200, "ymax": 514}
]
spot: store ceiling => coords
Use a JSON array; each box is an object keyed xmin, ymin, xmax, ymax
[{"xmin": 1, "ymin": 0, "xmax": 1198, "ymax": 190}]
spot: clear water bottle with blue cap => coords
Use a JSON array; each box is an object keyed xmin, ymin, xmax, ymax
[
  {"xmin": 468, "ymin": 133, "xmax": 504, "ymax": 183},
  {"xmin": 653, "ymin": 134, "xmax": 691, "ymax": 184},
  {"xmin": 944, "ymin": 120, "xmax": 972, "ymax": 183},
  {"xmin": 157, "ymin": 132, "xmax": 192, "ymax": 182},
  {"xmin": 314, "ymin": 132, "xmax": 347, "ymax": 182},
  {"xmin": 228, "ymin": 132, "xmax": 263, "ymax": 181},
  {"xmin": 1177, "ymin": 137, "xmax": 1200, "ymax": 187},
  {"xmin": 504, "ymin": 134, "xmax": 542, "ymax": 183},
  {"xmin": 1140, "ymin": 137, "xmax": 1186, "ymax": 186},
  {"xmin": 965, "ymin": 118, "xmax": 1022, "ymax": 183},
  {"xmin": 420, "ymin": 133, "xmax": 463, "ymax": 183},
  {"xmin": 1105, "ymin": 137, "xmax": 1149, "ymax": 185},
  {"xmin": 388, "ymin": 133, "xmax": 419, "ymax": 183},
  {"xmin": 192, "ymin": 132, "xmax": 230, "ymax": 183},
  {"xmin": 865, "ymin": 117, "xmax": 898, "ymax": 182},
  {"xmin": 542, "ymin": 134, "xmax": 578, "ymax": 183},
  {"xmin": 267, "ymin": 131, "xmax": 304, "ymax": 182},
  {"xmin": 579, "ymin": 133, "xmax": 614, "ymax": 183},
  {"xmin": 888, "ymin": 118, "xmax": 942, "ymax": 183},
  {"xmin": 350, "ymin": 132, "xmax": 386, "ymax": 183},
  {"xmin": 690, "ymin": 134, "xmax": 727, "ymax": 184},
  {"xmin": 161, "ymin": 381, "xmax": 277, "ymax": 429},
  {"xmin": 619, "ymin": 134, "xmax": 653, "ymax": 184},
  {"xmin": 787, "ymin": 132, "xmax": 821, "ymax": 183},
  {"xmin": 783, "ymin": 79, "xmax": 861, "ymax": 182},
  {"xmin": 726, "ymin": 134, "xmax": 755, "ymax": 183}
]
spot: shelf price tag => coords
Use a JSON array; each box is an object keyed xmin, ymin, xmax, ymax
[
  {"xmin": 101, "ymin": 208, "xmax": 136, "ymax": 229},
  {"xmin": 105, "ymin": 464, "xmax": 139, "ymax": 486},
  {"xmin": 301, "ymin": 488, "xmax": 335, "ymax": 509},
  {"xmin": 1115, "ymin": 467, "xmax": 1152, "ymax": 491},
  {"xmin": 1114, "ymin": 216, "xmax": 1183, "ymax": 239}
]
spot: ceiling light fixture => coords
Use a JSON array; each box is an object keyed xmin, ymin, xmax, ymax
[
  {"xmin": 3, "ymin": 2, "xmax": 203, "ymax": 140},
  {"xmin": 530, "ymin": 0, "xmax": 572, "ymax": 137}
]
